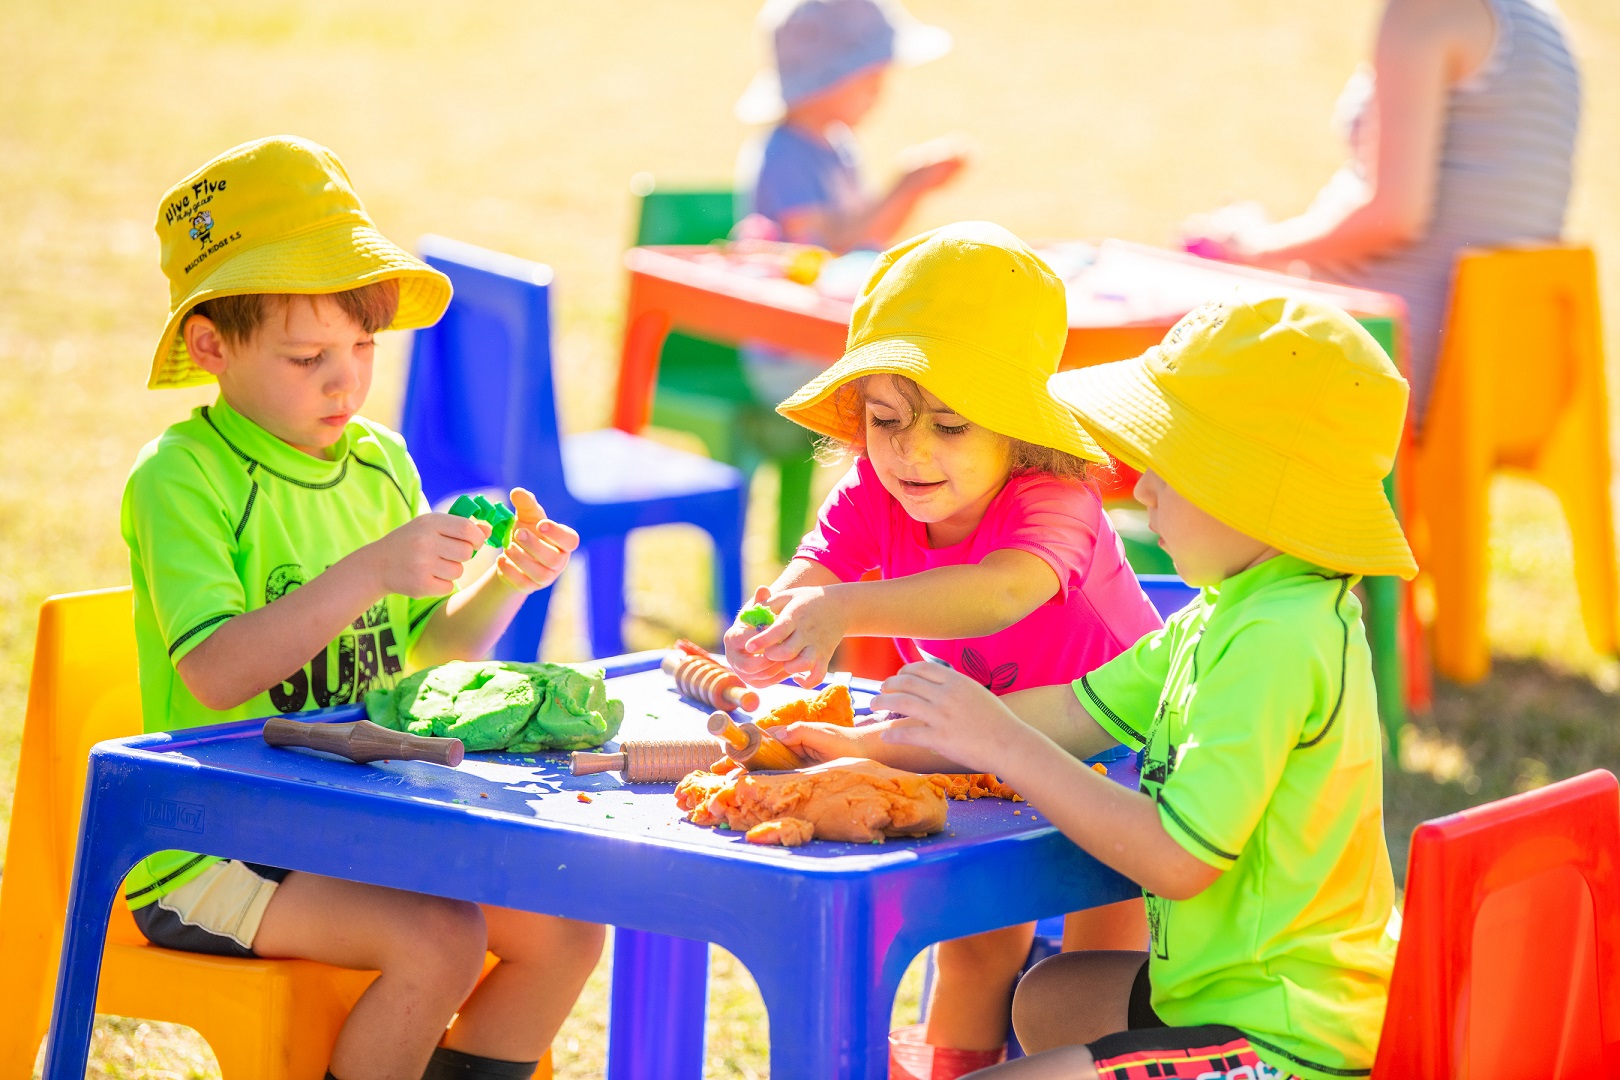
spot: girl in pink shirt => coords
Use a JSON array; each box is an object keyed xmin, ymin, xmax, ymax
[{"xmin": 721, "ymin": 222, "xmax": 1162, "ymax": 1077}]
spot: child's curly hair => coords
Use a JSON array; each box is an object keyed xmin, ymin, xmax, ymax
[{"xmin": 815, "ymin": 374, "xmax": 1090, "ymax": 481}]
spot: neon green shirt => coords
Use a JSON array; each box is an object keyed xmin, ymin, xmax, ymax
[
  {"xmin": 1077, "ymin": 554, "xmax": 1396, "ymax": 1080},
  {"xmin": 119, "ymin": 398, "xmax": 445, "ymax": 906}
]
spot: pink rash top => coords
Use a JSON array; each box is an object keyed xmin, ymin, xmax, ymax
[{"xmin": 798, "ymin": 458, "xmax": 1164, "ymax": 693}]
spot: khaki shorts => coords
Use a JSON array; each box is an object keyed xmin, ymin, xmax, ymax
[{"xmin": 130, "ymin": 859, "xmax": 288, "ymax": 958}]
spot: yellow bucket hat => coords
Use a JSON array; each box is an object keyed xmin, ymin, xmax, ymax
[
  {"xmin": 1048, "ymin": 292, "xmax": 1418, "ymax": 580},
  {"xmin": 148, "ymin": 135, "xmax": 452, "ymax": 390},
  {"xmin": 776, "ymin": 221, "xmax": 1106, "ymax": 463}
]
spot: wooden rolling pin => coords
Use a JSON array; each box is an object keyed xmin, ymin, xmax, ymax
[
  {"xmin": 570, "ymin": 739, "xmax": 726, "ymax": 782},
  {"xmin": 662, "ymin": 650, "xmax": 760, "ymax": 712},
  {"xmin": 263, "ymin": 717, "xmax": 464, "ymax": 767},
  {"xmin": 707, "ymin": 711, "xmax": 805, "ymax": 772}
]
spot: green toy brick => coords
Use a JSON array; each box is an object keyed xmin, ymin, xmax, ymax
[
  {"xmin": 738, "ymin": 602, "xmax": 775, "ymax": 628},
  {"xmin": 448, "ymin": 494, "xmax": 481, "ymax": 518},
  {"xmin": 473, "ymin": 494, "xmax": 496, "ymax": 515},
  {"xmin": 487, "ymin": 515, "xmax": 514, "ymax": 549}
]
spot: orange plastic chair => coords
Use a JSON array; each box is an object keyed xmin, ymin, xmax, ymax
[
  {"xmin": 0, "ymin": 589, "xmax": 537, "ymax": 1079},
  {"xmin": 1373, "ymin": 769, "xmax": 1620, "ymax": 1078},
  {"xmin": 1409, "ymin": 244, "xmax": 1616, "ymax": 683}
]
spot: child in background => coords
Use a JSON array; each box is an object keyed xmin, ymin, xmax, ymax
[
  {"xmin": 734, "ymin": 0, "xmax": 969, "ymax": 400},
  {"xmin": 869, "ymin": 294, "xmax": 1412, "ymax": 1080},
  {"xmin": 736, "ymin": 0, "xmax": 966, "ymax": 251},
  {"xmin": 722, "ymin": 222, "xmax": 1162, "ymax": 1077},
  {"xmin": 123, "ymin": 137, "xmax": 601, "ymax": 1080}
]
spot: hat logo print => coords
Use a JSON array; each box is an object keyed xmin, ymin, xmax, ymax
[{"xmin": 188, "ymin": 211, "xmax": 214, "ymax": 245}]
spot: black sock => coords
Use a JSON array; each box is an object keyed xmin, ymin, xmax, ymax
[{"xmin": 421, "ymin": 1045, "xmax": 541, "ymax": 1080}]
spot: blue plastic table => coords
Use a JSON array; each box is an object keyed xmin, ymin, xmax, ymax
[{"xmin": 43, "ymin": 654, "xmax": 1140, "ymax": 1080}]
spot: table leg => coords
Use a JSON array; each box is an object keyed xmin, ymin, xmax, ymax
[
  {"xmin": 40, "ymin": 790, "xmax": 143, "ymax": 1080},
  {"xmin": 613, "ymin": 288, "xmax": 672, "ymax": 433},
  {"xmin": 606, "ymin": 929, "xmax": 709, "ymax": 1080},
  {"xmin": 747, "ymin": 921, "xmax": 911, "ymax": 1079}
]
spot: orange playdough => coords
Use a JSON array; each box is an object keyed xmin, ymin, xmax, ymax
[
  {"xmin": 929, "ymin": 773, "xmax": 1023, "ymax": 802},
  {"xmin": 755, "ymin": 683, "xmax": 855, "ymax": 730},
  {"xmin": 676, "ymin": 757, "xmax": 947, "ymax": 845}
]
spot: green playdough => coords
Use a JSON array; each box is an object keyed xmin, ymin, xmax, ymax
[
  {"xmin": 448, "ymin": 494, "xmax": 518, "ymax": 549},
  {"xmin": 365, "ymin": 660, "xmax": 624, "ymax": 752},
  {"xmin": 739, "ymin": 602, "xmax": 775, "ymax": 628}
]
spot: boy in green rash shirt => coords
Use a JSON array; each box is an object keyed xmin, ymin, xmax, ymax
[
  {"xmin": 812, "ymin": 294, "xmax": 1417, "ymax": 1080},
  {"xmin": 121, "ymin": 136, "xmax": 602, "ymax": 1080}
]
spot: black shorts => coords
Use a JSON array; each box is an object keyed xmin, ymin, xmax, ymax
[
  {"xmin": 1086, "ymin": 960, "xmax": 1301, "ymax": 1080},
  {"xmin": 130, "ymin": 859, "xmax": 290, "ymax": 959}
]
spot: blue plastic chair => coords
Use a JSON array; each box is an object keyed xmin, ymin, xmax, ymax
[{"xmin": 401, "ymin": 235, "xmax": 747, "ymax": 660}]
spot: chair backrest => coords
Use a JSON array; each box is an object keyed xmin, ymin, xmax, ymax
[
  {"xmin": 630, "ymin": 184, "xmax": 757, "ymax": 399},
  {"xmin": 633, "ymin": 186, "xmax": 737, "ymax": 247},
  {"xmin": 0, "ymin": 589, "xmax": 146, "ymax": 954},
  {"xmin": 1373, "ymin": 769, "xmax": 1620, "ymax": 1078},
  {"xmin": 1440, "ymin": 244, "xmax": 1604, "ymax": 466},
  {"xmin": 400, "ymin": 235, "xmax": 571, "ymax": 513}
]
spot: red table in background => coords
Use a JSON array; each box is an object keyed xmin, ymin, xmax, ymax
[{"xmin": 611, "ymin": 238, "xmax": 1418, "ymax": 737}]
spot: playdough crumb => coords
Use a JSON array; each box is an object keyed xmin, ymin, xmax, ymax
[
  {"xmin": 606, "ymin": 814, "xmax": 615, "ymax": 819},
  {"xmin": 1092, "ymin": 762, "xmax": 1108, "ymax": 774},
  {"xmin": 577, "ymin": 793, "xmax": 593, "ymax": 803},
  {"xmin": 1014, "ymin": 809, "xmax": 1021, "ymax": 815},
  {"xmin": 479, "ymin": 792, "xmax": 489, "ymax": 798}
]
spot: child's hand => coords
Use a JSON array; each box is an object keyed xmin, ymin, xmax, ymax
[
  {"xmin": 735, "ymin": 584, "xmax": 847, "ymax": 689},
  {"xmin": 772, "ymin": 720, "xmax": 875, "ymax": 765},
  {"xmin": 724, "ymin": 586, "xmax": 796, "ymax": 687},
  {"xmin": 874, "ymin": 662, "xmax": 1029, "ymax": 774},
  {"xmin": 367, "ymin": 514, "xmax": 489, "ymax": 597},
  {"xmin": 897, "ymin": 136, "xmax": 970, "ymax": 193},
  {"xmin": 495, "ymin": 487, "xmax": 579, "ymax": 594}
]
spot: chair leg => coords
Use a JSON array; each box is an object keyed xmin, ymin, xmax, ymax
[
  {"xmin": 775, "ymin": 452, "xmax": 816, "ymax": 564},
  {"xmin": 585, "ymin": 537, "xmax": 629, "ymax": 659},
  {"xmin": 493, "ymin": 589, "xmax": 555, "ymax": 663}
]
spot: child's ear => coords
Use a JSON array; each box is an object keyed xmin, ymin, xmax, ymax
[{"xmin": 183, "ymin": 312, "xmax": 229, "ymax": 376}]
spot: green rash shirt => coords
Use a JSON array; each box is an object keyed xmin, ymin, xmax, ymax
[
  {"xmin": 1076, "ymin": 554, "xmax": 1397, "ymax": 1080},
  {"xmin": 119, "ymin": 398, "xmax": 446, "ymax": 906}
]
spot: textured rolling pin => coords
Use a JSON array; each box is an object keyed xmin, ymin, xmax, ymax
[
  {"xmin": 707, "ymin": 711, "xmax": 806, "ymax": 772},
  {"xmin": 262, "ymin": 717, "xmax": 464, "ymax": 767},
  {"xmin": 661, "ymin": 649, "xmax": 760, "ymax": 712},
  {"xmin": 570, "ymin": 739, "xmax": 726, "ymax": 782}
]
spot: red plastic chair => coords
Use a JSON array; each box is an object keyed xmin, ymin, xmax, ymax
[{"xmin": 1374, "ymin": 769, "xmax": 1620, "ymax": 1079}]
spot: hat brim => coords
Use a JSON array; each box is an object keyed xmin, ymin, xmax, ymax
[
  {"xmin": 736, "ymin": 71, "xmax": 787, "ymax": 125},
  {"xmin": 779, "ymin": 336, "xmax": 1109, "ymax": 464},
  {"xmin": 893, "ymin": 21, "xmax": 952, "ymax": 65},
  {"xmin": 1049, "ymin": 356, "xmax": 1417, "ymax": 579},
  {"xmin": 148, "ymin": 220, "xmax": 452, "ymax": 390}
]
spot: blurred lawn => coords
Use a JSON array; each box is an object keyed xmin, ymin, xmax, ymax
[{"xmin": 4, "ymin": 0, "xmax": 1619, "ymax": 1075}]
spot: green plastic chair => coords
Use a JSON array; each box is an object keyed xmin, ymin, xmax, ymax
[{"xmin": 632, "ymin": 181, "xmax": 818, "ymax": 562}]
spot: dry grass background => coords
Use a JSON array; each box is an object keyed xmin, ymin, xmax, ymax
[{"xmin": 3, "ymin": 0, "xmax": 1618, "ymax": 1075}]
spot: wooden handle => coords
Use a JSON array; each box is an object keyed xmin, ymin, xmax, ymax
[
  {"xmin": 570, "ymin": 751, "xmax": 628, "ymax": 776},
  {"xmin": 662, "ymin": 651, "xmax": 761, "ymax": 713},
  {"xmin": 706, "ymin": 712, "xmax": 805, "ymax": 771},
  {"xmin": 263, "ymin": 718, "xmax": 464, "ymax": 767}
]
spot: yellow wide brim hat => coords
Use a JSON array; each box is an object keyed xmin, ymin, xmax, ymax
[
  {"xmin": 149, "ymin": 135, "xmax": 452, "ymax": 390},
  {"xmin": 777, "ymin": 221, "xmax": 1106, "ymax": 463},
  {"xmin": 1048, "ymin": 291, "xmax": 1418, "ymax": 580}
]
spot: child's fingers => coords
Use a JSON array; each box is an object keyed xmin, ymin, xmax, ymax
[
  {"xmin": 436, "ymin": 513, "xmax": 490, "ymax": 549},
  {"xmin": 508, "ymin": 487, "xmax": 543, "ymax": 524},
  {"xmin": 534, "ymin": 518, "xmax": 579, "ymax": 553},
  {"xmin": 503, "ymin": 540, "xmax": 567, "ymax": 586},
  {"xmin": 879, "ymin": 717, "xmax": 933, "ymax": 745},
  {"xmin": 511, "ymin": 528, "xmax": 571, "ymax": 572},
  {"xmin": 794, "ymin": 654, "xmax": 830, "ymax": 689},
  {"xmin": 747, "ymin": 619, "xmax": 796, "ymax": 655},
  {"xmin": 870, "ymin": 688, "xmax": 936, "ymax": 719}
]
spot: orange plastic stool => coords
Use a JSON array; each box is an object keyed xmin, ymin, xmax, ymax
[
  {"xmin": 1409, "ymin": 244, "xmax": 1616, "ymax": 682},
  {"xmin": 0, "ymin": 589, "xmax": 537, "ymax": 1079},
  {"xmin": 1373, "ymin": 769, "xmax": 1620, "ymax": 1078}
]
